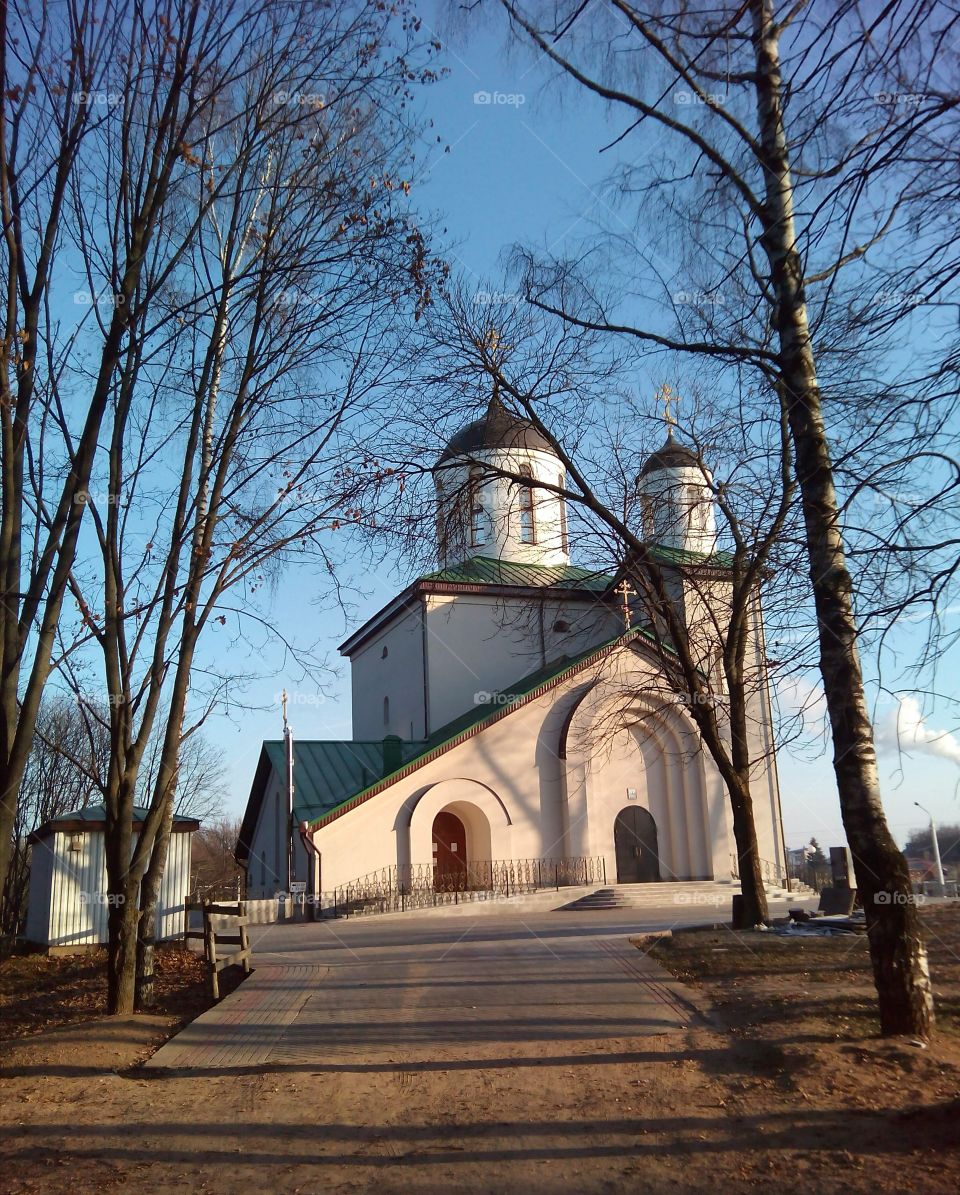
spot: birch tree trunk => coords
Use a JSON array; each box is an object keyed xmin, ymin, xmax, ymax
[{"xmin": 752, "ymin": 0, "xmax": 932, "ymax": 1036}]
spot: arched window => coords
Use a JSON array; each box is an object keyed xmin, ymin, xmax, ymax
[
  {"xmin": 469, "ymin": 466, "xmax": 488, "ymax": 547},
  {"xmin": 381, "ymin": 645, "xmax": 389, "ymax": 659},
  {"xmin": 383, "ymin": 695, "xmax": 390, "ymax": 726},
  {"xmin": 519, "ymin": 466, "xmax": 536, "ymax": 544},
  {"xmin": 558, "ymin": 472, "xmax": 568, "ymax": 553}
]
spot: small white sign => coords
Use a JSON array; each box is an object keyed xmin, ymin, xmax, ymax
[
  {"xmin": 627, "ymin": 788, "xmax": 638, "ymax": 801},
  {"xmin": 289, "ymin": 881, "xmax": 307, "ymax": 894}
]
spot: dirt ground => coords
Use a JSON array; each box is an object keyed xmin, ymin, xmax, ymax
[
  {"xmin": 0, "ymin": 945, "xmax": 243, "ymax": 1040},
  {"xmin": 0, "ymin": 908, "xmax": 958, "ymax": 1195}
]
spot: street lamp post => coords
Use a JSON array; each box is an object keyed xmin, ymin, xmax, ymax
[{"xmin": 915, "ymin": 801, "xmax": 945, "ymax": 894}]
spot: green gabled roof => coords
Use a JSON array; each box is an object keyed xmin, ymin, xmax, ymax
[
  {"xmin": 647, "ymin": 543, "xmax": 734, "ymax": 568},
  {"xmin": 422, "ymin": 555, "xmax": 614, "ymax": 592},
  {"xmin": 306, "ymin": 623, "xmax": 665, "ymax": 832},
  {"xmin": 261, "ymin": 739, "xmax": 429, "ymax": 824}
]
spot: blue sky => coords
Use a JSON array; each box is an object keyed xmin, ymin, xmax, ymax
[{"xmin": 204, "ymin": 5, "xmax": 960, "ymax": 855}]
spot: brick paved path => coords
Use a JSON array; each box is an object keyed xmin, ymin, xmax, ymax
[{"xmin": 149, "ymin": 914, "xmax": 703, "ymax": 1070}]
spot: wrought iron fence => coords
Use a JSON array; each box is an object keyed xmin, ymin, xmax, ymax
[
  {"xmin": 328, "ymin": 856, "xmax": 605, "ymax": 918},
  {"xmin": 729, "ymin": 853, "xmax": 787, "ymax": 887}
]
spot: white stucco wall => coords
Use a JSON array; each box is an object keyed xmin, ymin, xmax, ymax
[
  {"xmin": 305, "ymin": 643, "xmax": 772, "ymax": 893},
  {"xmin": 244, "ymin": 769, "xmax": 311, "ymax": 899},
  {"xmin": 423, "ymin": 592, "xmax": 619, "ymax": 735},
  {"xmin": 349, "ymin": 602, "xmax": 428, "ymax": 740}
]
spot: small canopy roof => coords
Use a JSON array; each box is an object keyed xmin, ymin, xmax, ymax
[{"xmin": 29, "ymin": 804, "xmax": 200, "ymax": 842}]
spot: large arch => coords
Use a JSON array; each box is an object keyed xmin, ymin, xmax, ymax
[
  {"xmin": 559, "ymin": 675, "xmax": 724, "ymax": 881},
  {"xmin": 397, "ymin": 777, "xmax": 512, "ymax": 867}
]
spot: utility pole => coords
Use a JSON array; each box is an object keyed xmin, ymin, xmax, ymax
[{"xmin": 283, "ymin": 690, "xmax": 295, "ymax": 913}]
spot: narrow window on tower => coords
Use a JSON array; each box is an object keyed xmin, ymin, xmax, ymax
[
  {"xmin": 469, "ymin": 466, "xmax": 488, "ymax": 547},
  {"xmin": 558, "ymin": 472, "xmax": 568, "ymax": 553},
  {"xmin": 383, "ymin": 695, "xmax": 390, "ymax": 726},
  {"xmin": 519, "ymin": 466, "xmax": 536, "ymax": 544}
]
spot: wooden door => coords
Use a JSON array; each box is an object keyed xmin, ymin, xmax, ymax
[
  {"xmin": 432, "ymin": 811, "xmax": 468, "ymax": 890},
  {"xmin": 614, "ymin": 806, "xmax": 660, "ymax": 884}
]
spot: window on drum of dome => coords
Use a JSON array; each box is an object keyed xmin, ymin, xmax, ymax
[
  {"xmin": 469, "ymin": 466, "xmax": 488, "ymax": 547},
  {"xmin": 519, "ymin": 466, "xmax": 536, "ymax": 544},
  {"xmin": 558, "ymin": 472, "xmax": 568, "ymax": 553}
]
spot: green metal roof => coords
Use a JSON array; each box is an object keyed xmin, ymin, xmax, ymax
[
  {"xmin": 647, "ymin": 544, "xmax": 734, "ymax": 568},
  {"xmin": 422, "ymin": 556, "xmax": 614, "ymax": 591},
  {"xmin": 262, "ymin": 739, "xmax": 429, "ymax": 824}
]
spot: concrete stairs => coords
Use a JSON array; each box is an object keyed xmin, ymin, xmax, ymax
[{"xmin": 561, "ymin": 879, "xmax": 800, "ymax": 912}]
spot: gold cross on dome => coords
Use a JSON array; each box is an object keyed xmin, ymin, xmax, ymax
[
  {"xmin": 482, "ymin": 327, "xmax": 512, "ymax": 365},
  {"xmin": 656, "ymin": 383, "xmax": 678, "ymax": 428},
  {"xmin": 614, "ymin": 579, "xmax": 635, "ymax": 631}
]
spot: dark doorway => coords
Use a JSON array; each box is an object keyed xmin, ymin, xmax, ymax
[
  {"xmin": 432, "ymin": 810, "xmax": 468, "ymax": 890},
  {"xmin": 614, "ymin": 805, "xmax": 660, "ymax": 883}
]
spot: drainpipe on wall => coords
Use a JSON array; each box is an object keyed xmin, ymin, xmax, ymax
[{"xmin": 300, "ymin": 821, "xmax": 321, "ymax": 919}]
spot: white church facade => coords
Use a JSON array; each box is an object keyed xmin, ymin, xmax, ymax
[{"xmin": 237, "ymin": 396, "xmax": 787, "ymax": 903}]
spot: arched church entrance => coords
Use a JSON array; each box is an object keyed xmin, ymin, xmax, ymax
[
  {"xmin": 614, "ymin": 806, "xmax": 661, "ymax": 883},
  {"xmin": 432, "ymin": 810, "xmax": 468, "ymax": 891}
]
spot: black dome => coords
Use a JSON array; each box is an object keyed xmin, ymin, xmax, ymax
[
  {"xmin": 438, "ymin": 393, "xmax": 554, "ymax": 463},
  {"xmin": 636, "ymin": 430, "xmax": 699, "ymax": 479}
]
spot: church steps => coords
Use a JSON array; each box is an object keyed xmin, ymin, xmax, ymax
[{"xmin": 560, "ymin": 881, "xmax": 796, "ymax": 911}]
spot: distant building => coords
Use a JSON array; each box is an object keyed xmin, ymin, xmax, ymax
[{"xmin": 26, "ymin": 805, "xmax": 197, "ymax": 953}]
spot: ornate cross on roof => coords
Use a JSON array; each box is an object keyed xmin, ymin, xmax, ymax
[
  {"xmin": 656, "ymin": 383, "xmax": 678, "ymax": 429},
  {"xmin": 614, "ymin": 579, "xmax": 635, "ymax": 632}
]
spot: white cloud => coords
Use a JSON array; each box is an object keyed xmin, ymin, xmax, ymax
[{"xmin": 875, "ymin": 696, "xmax": 960, "ymax": 767}]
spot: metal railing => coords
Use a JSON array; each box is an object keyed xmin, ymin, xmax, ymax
[
  {"xmin": 729, "ymin": 853, "xmax": 787, "ymax": 887},
  {"xmin": 329, "ymin": 856, "xmax": 605, "ymax": 918}
]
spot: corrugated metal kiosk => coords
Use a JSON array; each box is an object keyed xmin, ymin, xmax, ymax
[{"xmin": 25, "ymin": 805, "xmax": 199, "ymax": 953}]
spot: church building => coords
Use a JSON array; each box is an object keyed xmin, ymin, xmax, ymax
[{"xmin": 237, "ymin": 396, "xmax": 787, "ymax": 905}]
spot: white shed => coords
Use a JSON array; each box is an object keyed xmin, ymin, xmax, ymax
[{"xmin": 25, "ymin": 804, "xmax": 198, "ymax": 953}]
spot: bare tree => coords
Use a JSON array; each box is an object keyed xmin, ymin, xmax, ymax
[
  {"xmin": 48, "ymin": 1, "xmax": 441, "ymax": 1012},
  {"xmin": 0, "ymin": 0, "xmax": 271, "ymax": 914},
  {"xmin": 472, "ymin": 0, "xmax": 960, "ymax": 1037}
]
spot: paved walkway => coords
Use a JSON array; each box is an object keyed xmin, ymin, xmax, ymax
[{"xmin": 149, "ymin": 909, "xmax": 711, "ymax": 1071}]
